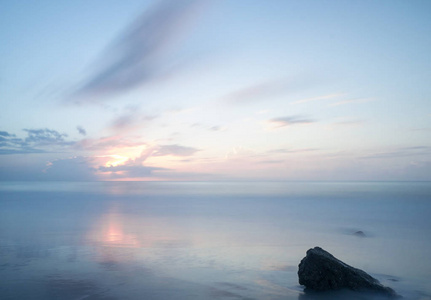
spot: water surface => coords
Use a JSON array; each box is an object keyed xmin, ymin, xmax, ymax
[{"xmin": 1, "ymin": 181, "xmax": 430, "ymax": 299}]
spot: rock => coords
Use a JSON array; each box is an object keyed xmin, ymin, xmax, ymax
[{"xmin": 298, "ymin": 247, "xmax": 398, "ymax": 297}]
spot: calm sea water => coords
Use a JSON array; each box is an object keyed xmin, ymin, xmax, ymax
[{"xmin": 0, "ymin": 181, "xmax": 430, "ymax": 300}]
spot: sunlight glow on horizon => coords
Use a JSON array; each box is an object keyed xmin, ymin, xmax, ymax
[{"xmin": 101, "ymin": 155, "xmax": 130, "ymax": 167}]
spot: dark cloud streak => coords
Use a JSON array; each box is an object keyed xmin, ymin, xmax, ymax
[
  {"xmin": 73, "ymin": 0, "xmax": 206, "ymax": 100},
  {"xmin": 267, "ymin": 115, "xmax": 315, "ymax": 128},
  {"xmin": 153, "ymin": 144, "xmax": 200, "ymax": 157}
]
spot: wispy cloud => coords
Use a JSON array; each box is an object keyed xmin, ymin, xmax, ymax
[
  {"xmin": 109, "ymin": 109, "xmax": 157, "ymax": 132},
  {"xmin": 329, "ymin": 98, "xmax": 374, "ymax": 107},
  {"xmin": 267, "ymin": 148, "xmax": 319, "ymax": 154},
  {"xmin": 290, "ymin": 94, "xmax": 374, "ymax": 107},
  {"xmin": 73, "ymin": 0, "xmax": 206, "ymax": 100},
  {"xmin": 222, "ymin": 77, "xmax": 318, "ymax": 105},
  {"xmin": 360, "ymin": 146, "xmax": 431, "ymax": 159},
  {"xmin": 266, "ymin": 115, "xmax": 315, "ymax": 129},
  {"xmin": 256, "ymin": 159, "xmax": 285, "ymax": 164},
  {"xmin": 222, "ymin": 80, "xmax": 287, "ymax": 104},
  {"xmin": 290, "ymin": 93, "xmax": 344, "ymax": 105},
  {"xmin": 332, "ymin": 120, "xmax": 364, "ymax": 127},
  {"xmin": 325, "ymin": 117, "xmax": 365, "ymax": 129},
  {"xmin": 75, "ymin": 135, "xmax": 147, "ymax": 151},
  {"xmin": 191, "ymin": 123, "xmax": 226, "ymax": 132}
]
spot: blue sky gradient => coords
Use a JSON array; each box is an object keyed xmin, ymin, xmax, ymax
[{"xmin": 1, "ymin": 0, "xmax": 431, "ymax": 181}]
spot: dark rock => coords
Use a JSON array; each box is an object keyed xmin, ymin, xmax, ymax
[{"xmin": 298, "ymin": 247, "xmax": 398, "ymax": 297}]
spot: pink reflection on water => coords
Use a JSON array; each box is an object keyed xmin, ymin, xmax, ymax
[
  {"xmin": 87, "ymin": 203, "xmax": 140, "ymax": 248},
  {"xmin": 86, "ymin": 201, "xmax": 190, "ymax": 252},
  {"xmin": 104, "ymin": 211, "xmax": 140, "ymax": 248}
]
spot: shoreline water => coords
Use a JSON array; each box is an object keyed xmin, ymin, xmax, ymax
[{"xmin": 1, "ymin": 181, "xmax": 430, "ymax": 299}]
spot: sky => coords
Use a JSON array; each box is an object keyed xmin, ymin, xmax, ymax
[{"xmin": 1, "ymin": 0, "xmax": 431, "ymax": 181}]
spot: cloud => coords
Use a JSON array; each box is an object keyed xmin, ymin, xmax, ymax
[
  {"xmin": 256, "ymin": 159, "xmax": 285, "ymax": 164},
  {"xmin": 23, "ymin": 128, "xmax": 71, "ymax": 146},
  {"xmin": 45, "ymin": 153, "xmax": 166, "ymax": 180},
  {"xmin": 329, "ymin": 98, "xmax": 374, "ymax": 107},
  {"xmin": 0, "ymin": 130, "xmax": 38, "ymax": 154},
  {"xmin": 98, "ymin": 164, "xmax": 166, "ymax": 178},
  {"xmin": 266, "ymin": 115, "xmax": 315, "ymax": 129},
  {"xmin": 147, "ymin": 170, "xmax": 223, "ymax": 180},
  {"xmin": 153, "ymin": 144, "xmax": 200, "ymax": 157},
  {"xmin": 221, "ymin": 75, "xmax": 326, "ymax": 105},
  {"xmin": 267, "ymin": 148, "xmax": 319, "ymax": 154},
  {"xmin": 94, "ymin": 143, "xmax": 199, "ymax": 179},
  {"xmin": 0, "ymin": 131, "xmax": 15, "ymax": 137},
  {"xmin": 332, "ymin": 120, "xmax": 364, "ymax": 127},
  {"xmin": 360, "ymin": 146, "xmax": 431, "ymax": 159},
  {"xmin": 209, "ymin": 125, "xmax": 225, "ymax": 132},
  {"xmin": 96, "ymin": 147, "xmax": 166, "ymax": 179},
  {"xmin": 225, "ymin": 146, "xmax": 255, "ymax": 160},
  {"xmin": 250, "ymin": 148, "xmax": 319, "ymax": 165},
  {"xmin": 191, "ymin": 123, "xmax": 226, "ymax": 132},
  {"xmin": 43, "ymin": 156, "xmax": 98, "ymax": 181},
  {"xmin": 222, "ymin": 80, "xmax": 287, "ymax": 104},
  {"xmin": 289, "ymin": 94, "xmax": 373, "ymax": 107},
  {"xmin": 77, "ymin": 126, "xmax": 87, "ymax": 136},
  {"xmin": 73, "ymin": 0, "xmax": 206, "ymax": 100},
  {"xmin": 75, "ymin": 135, "xmax": 147, "ymax": 151},
  {"xmin": 290, "ymin": 93, "xmax": 344, "ymax": 104},
  {"xmin": 109, "ymin": 109, "xmax": 157, "ymax": 132},
  {"xmin": 0, "ymin": 129, "xmax": 73, "ymax": 155}
]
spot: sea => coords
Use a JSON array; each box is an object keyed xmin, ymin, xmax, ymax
[{"xmin": 0, "ymin": 181, "xmax": 430, "ymax": 300}]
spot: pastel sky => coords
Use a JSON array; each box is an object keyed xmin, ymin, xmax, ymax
[{"xmin": 1, "ymin": 0, "xmax": 431, "ymax": 181}]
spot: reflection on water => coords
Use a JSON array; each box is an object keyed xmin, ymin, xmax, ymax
[
  {"xmin": 86, "ymin": 201, "xmax": 193, "ymax": 252},
  {"xmin": 0, "ymin": 182, "xmax": 430, "ymax": 299},
  {"xmin": 88, "ymin": 203, "xmax": 140, "ymax": 248}
]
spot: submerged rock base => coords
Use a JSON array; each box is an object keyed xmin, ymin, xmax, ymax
[{"xmin": 298, "ymin": 247, "xmax": 398, "ymax": 297}]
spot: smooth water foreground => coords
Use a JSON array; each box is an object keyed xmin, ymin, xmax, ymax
[{"xmin": 0, "ymin": 181, "xmax": 430, "ymax": 300}]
